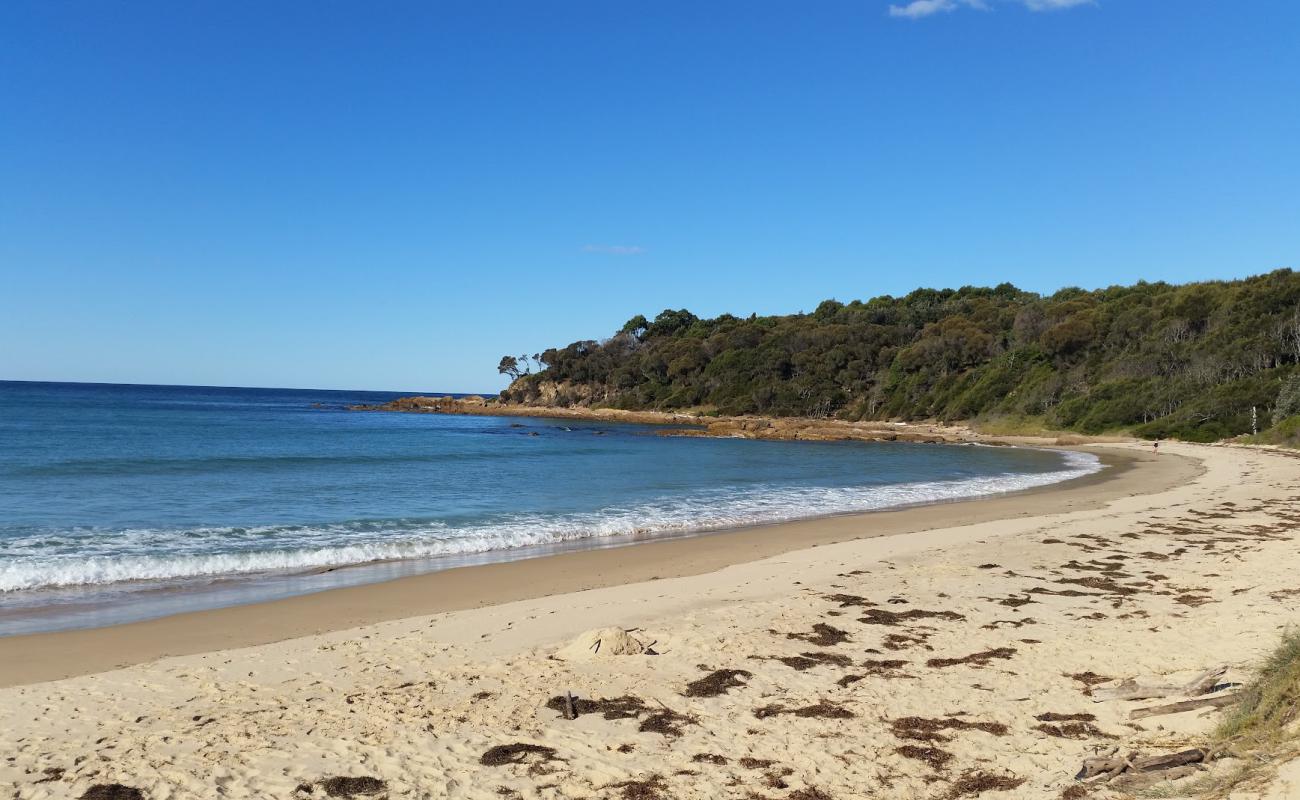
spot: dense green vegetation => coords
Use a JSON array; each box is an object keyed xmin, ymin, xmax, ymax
[{"xmin": 501, "ymin": 270, "xmax": 1300, "ymax": 442}]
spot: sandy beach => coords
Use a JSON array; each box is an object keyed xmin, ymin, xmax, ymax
[{"xmin": 4, "ymin": 442, "xmax": 1300, "ymax": 799}]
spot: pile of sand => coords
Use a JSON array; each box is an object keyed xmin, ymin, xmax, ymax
[{"xmin": 555, "ymin": 627, "xmax": 654, "ymax": 659}]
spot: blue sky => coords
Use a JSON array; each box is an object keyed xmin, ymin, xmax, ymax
[{"xmin": 2, "ymin": 1, "xmax": 1297, "ymax": 392}]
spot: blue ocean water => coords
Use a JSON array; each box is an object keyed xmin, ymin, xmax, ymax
[{"xmin": 0, "ymin": 381, "xmax": 1100, "ymax": 633}]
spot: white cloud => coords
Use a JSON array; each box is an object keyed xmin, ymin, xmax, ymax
[
  {"xmin": 888, "ymin": 0, "xmax": 985, "ymax": 19},
  {"xmin": 581, "ymin": 244, "xmax": 646, "ymax": 256},
  {"xmin": 888, "ymin": 0, "xmax": 1092, "ymax": 18},
  {"xmin": 1023, "ymin": 0, "xmax": 1093, "ymax": 9}
]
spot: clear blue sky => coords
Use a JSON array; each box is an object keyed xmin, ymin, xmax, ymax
[{"xmin": 2, "ymin": 1, "xmax": 1297, "ymax": 392}]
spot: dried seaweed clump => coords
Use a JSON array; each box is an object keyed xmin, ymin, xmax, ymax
[
  {"xmin": 684, "ymin": 669, "xmax": 752, "ymax": 698},
  {"xmin": 754, "ymin": 700, "xmax": 854, "ymax": 720},
  {"xmin": 926, "ymin": 647, "xmax": 1017, "ymax": 669},
  {"xmin": 480, "ymin": 743, "xmax": 560, "ymax": 767},
  {"xmin": 895, "ymin": 744, "xmax": 954, "ymax": 770},
  {"xmin": 890, "ymin": 716, "xmax": 1008, "ymax": 742},
  {"xmin": 81, "ymin": 787, "xmax": 144, "ymax": 800},
  {"xmin": 786, "ymin": 623, "xmax": 851, "ymax": 647},
  {"xmin": 609, "ymin": 774, "xmax": 670, "ymax": 800},
  {"xmin": 859, "ymin": 608, "xmax": 965, "ymax": 626},
  {"xmin": 765, "ymin": 652, "xmax": 854, "ymax": 671},
  {"xmin": 943, "ymin": 770, "xmax": 1024, "ymax": 798},
  {"xmin": 546, "ymin": 694, "xmax": 647, "ymax": 720},
  {"xmin": 318, "ymin": 777, "xmax": 387, "ymax": 798},
  {"xmin": 639, "ymin": 709, "xmax": 696, "ymax": 738}
]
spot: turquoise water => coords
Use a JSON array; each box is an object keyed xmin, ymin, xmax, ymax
[{"xmin": 0, "ymin": 381, "xmax": 1100, "ymax": 633}]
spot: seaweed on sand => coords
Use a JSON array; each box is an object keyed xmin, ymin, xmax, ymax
[
  {"xmin": 785, "ymin": 623, "xmax": 851, "ymax": 647},
  {"xmin": 926, "ymin": 647, "xmax": 1017, "ymax": 669},
  {"xmin": 754, "ymin": 700, "xmax": 854, "ymax": 720},
  {"xmin": 859, "ymin": 608, "xmax": 965, "ymax": 626},
  {"xmin": 895, "ymin": 744, "xmax": 954, "ymax": 770},
  {"xmin": 81, "ymin": 787, "xmax": 144, "ymax": 800},
  {"xmin": 608, "ymin": 774, "xmax": 670, "ymax": 800},
  {"xmin": 480, "ymin": 743, "xmax": 560, "ymax": 767},
  {"xmin": 943, "ymin": 770, "xmax": 1024, "ymax": 798},
  {"xmin": 684, "ymin": 669, "xmax": 752, "ymax": 697},
  {"xmin": 319, "ymin": 777, "xmax": 387, "ymax": 798},
  {"xmin": 889, "ymin": 716, "xmax": 1008, "ymax": 743}
]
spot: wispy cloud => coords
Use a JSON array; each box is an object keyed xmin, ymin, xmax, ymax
[
  {"xmin": 889, "ymin": 0, "xmax": 1091, "ymax": 18},
  {"xmin": 581, "ymin": 244, "xmax": 646, "ymax": 256},
  {"xmin": 1022, "ymin": 0, "xmax": 1093, "ymax": 9},
  {"xmin": 889, "ymin": 0, "xmax": 985, "ymax": 19}
]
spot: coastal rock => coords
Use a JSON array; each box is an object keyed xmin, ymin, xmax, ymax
[{"xmin": 556, "ymin": 627, "xmax": 654, "ymax": 659}]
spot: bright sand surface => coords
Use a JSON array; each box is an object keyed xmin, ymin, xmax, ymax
[{"xmin": 3, "ymin": 442, "xmax": 1300, "ymax": 799}]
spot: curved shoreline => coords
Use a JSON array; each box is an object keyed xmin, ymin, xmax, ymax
[{"xmin": 0, "ymin": 444, "xmax": 1196, "ymax": 687}]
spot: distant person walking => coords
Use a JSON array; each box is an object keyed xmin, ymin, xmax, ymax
[{"xmin": 1153, "ymin": 440, "xmax": 1160, "ymax": 455}]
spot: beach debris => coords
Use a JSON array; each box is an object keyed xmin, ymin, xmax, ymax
[
  {"xmin": 926, "ymin": 647, "xmax": 1017, "ymax": 669},
  {"xmin": 683, "ymin": 668, "xmax": 752, "ymax": 697},
  {"xmin": 638, "ymin": 709, "xmax": 695, "ymax": 737},
  {"xmin": 787, "ymin": 788, "xmax": 834, "ymax": 800},
  {"xmin": 555, "ymin": 627, "xmax": 656, "ymax": 659},
  {"xmin": 889, "ymin": 716, "xmax": 1008, "ymax": 742},
  {"xmin": 784, "ymin": 622, "xmax": 850, "ymax": 647},
  {"xmin": 1074, "ymin": 746, "xmax": 1206, "ymax": 790},
  {"xmin": 1089, "ymin": 665, "xmax": 1227, "ymax": 702},
  {"xmin": 837, "ymin": 658, "xmax": 911, "ymax": 687},
  {"xmin": 858, "ymin": 608, "xmax": 965, "ymax": 626},
  {"xmin": 944, "ymin": 770, "xmax": 1025, "ymax": 798},
  {"xmin": 546, "ymin": 694, "xmax": 646, "ymax": 720},
  {"xmin": 754, "ymin": 699, "xmax": 854, "ymax": 719},
  {"xmin": 895, "ymin": 744, "xmax": 954, "ymax": 770},
  {"xmin": 317, "ymin": 777, "xmax": 387, "ymax": 798},
  {"xmin": 1128, "ymin": 691, "xmax": 1239, "ymax": 720},
  {"xmin": 544, "ymin": 694, "xmax": 695, "ymax": 736},
  {"xmin": 691, "ymin": 753, "xmax": 728, "ymax": 765},
  {"xmin": 80, "ymin": 787, "xmax": 144, "ymax": 800},
  {"xmin": 755, "ymin": 651, "xmax": 854, "ymax": 671},
  {"xmin": 1032, "ymin": 713, "xmax": 1115, "ymax": 740},
  {"xmin": 825, "ymin": 593, "xmax": 874, "ymax": 607},
  {"xmin": 607, "ymin": 773, "xmax": 669, "ymax": 800},
  {"xmin": 479, "ymin": 743, "xmax": 560, "ymax": 767}
]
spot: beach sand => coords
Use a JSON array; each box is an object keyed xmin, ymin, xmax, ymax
[{"xmin": 3, "ymin": 442, "xmax": 1299, "ymax": 799}]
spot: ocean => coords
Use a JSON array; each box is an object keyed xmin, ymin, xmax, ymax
[{"xmin": 0, "ymin": 381, "xmax": 1101, "ymax": 634}]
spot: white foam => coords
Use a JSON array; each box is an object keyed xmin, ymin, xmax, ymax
[{"xmin": 0, "ymin": 451, "xmax": 1101, "ymax": 593}]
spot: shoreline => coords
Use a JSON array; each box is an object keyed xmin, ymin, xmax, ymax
[
  {"xmin": 0, "ymin": 444, "xmax": 1192, "ymax": 688},
  {"xmin": 350, "ymin": 395, "xmax": 1100, "ymax": 445},
  {"xmin": 8, "ymin": 442, "xmax": 1299, "ymax": 799}
]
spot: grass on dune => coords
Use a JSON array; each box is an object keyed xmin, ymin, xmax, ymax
[
  {"xmin": 1183, "ymin": 630, "xmax": 1300, "ymax": 798},
  {"xmin": 1216, "ymin": 630, "xmax": 1300, "ymax": 748}
]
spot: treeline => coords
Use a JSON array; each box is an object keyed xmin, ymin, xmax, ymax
[{"xmin": 501, "ymin": 270, "xmax": 1300, "ymax": 441}]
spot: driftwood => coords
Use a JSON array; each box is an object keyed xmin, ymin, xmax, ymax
[
  {"xmin": 1129, "ymin": 692, "xmax": 1239, "ymax": 720},
  {"xmin": 1075, "ymin": 747, "xmax": 1205, "ymax": 786},
  {"xmin": 563, "ymin": 691, "xmax": 577, "ymax": 720},
  {"xmin": 1110, "ymin": 765, "xmax": 1199, "ymax": 790},
  {"xmin": 1091, "ymin": 665, "xmax": 1227, "ymax": 702}
]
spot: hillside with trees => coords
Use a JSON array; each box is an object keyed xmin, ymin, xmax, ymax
[{"xmin": 500, "ymin": 270, "xmax": 1300, "ymax": 442}]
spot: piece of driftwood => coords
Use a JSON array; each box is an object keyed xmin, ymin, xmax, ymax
[
  {"xmin": 1131, "ymin": 748, "xmax": 1206, "ymax": 773},
  {"xmin": 1075, "ymin": 747, "xmax": 1205, "ymax": 784},
  {"xmin": 1129, "ymin": 692, "xmax": 1239, "ymax": 720},
  {"xmin": 1091, "ymin": 666, "xmax": 1227, "ymax": 702},
  {"xmin": 1110, "ymin": 764, "xmax": 1198, "ymax": 790},
  {"xmin": 563, "ymin": 691, "xmax": 577, "ymax": 720}
]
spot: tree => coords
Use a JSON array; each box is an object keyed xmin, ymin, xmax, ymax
[
  {"xmin": 497, "ymin": 356, "xmax": 522, "ymax": 381},
  {"xmin": 620, "ymin": 315, "xmax": 650, "ymax": 340}
]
